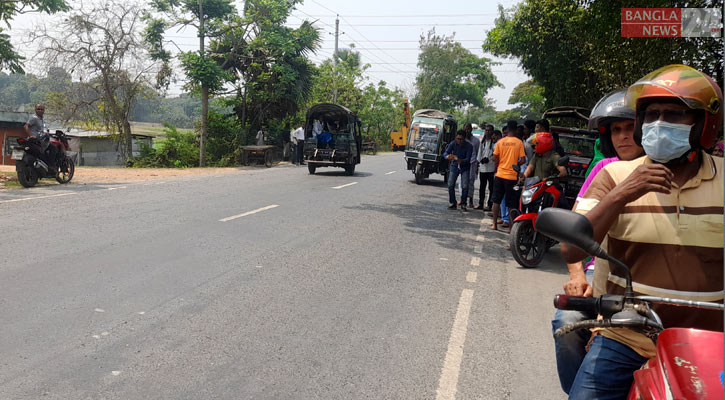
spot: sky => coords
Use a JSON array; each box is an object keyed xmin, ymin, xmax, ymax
[{"xmin": 9, "ymin": 0, "xmax": 529, "ymax": 111}]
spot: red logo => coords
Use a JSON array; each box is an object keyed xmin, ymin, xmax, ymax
[{"xmin": 621, "ymin": 8, "xmax": 682, "ymax": 37}]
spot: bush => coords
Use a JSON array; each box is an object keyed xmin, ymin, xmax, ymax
[{"xmin": 130, "ymin": 124, "xmax": 199, "ymax": 168}]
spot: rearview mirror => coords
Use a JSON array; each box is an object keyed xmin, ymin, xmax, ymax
[
  {"xmin": 557, "ymin": 156, "xmax": 570, "ymax": 166},
  {"xmin": 535, "ymin": 208, "xmax": 602, "ymax": 257}
]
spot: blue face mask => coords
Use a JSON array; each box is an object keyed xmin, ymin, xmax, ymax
[{"xmin": 641, "ymin": 120, "xmax": 694, "ymax": 163}]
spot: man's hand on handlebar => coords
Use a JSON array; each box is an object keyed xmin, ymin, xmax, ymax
[{"xmin": 563, "ymin": 276, "xmax": 592, "ymax": 297}]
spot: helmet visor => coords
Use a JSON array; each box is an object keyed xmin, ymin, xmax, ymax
[{"xmin": 626, "ymin": 64, "xmax": 721, "ymax": 114}]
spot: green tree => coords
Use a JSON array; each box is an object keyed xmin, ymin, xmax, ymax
[
  {"xmin": 357, "ymin": 80, "xmax": 404, "ymax": 146},
  {"xmin": 508, "ymin": 80, "xmax": 545, "ymax": 121},
  {"xmin": 0, "ymin": 0, "xmax": 69, "ymax": 73},
  {"xmin": 144, "ymin": 0, "xmax": 237, "ymax": 166},
  {"xmin": 212, "ymin": 0, "xmax": 320, "ymax": 137},
  {"xmin": 483, "ymin": 0, "xmax": 723, "ymax": 109},
  {"xmin": 414, "ymin": 29, "xmax": 501, "ymax": 112},
  {"xmin": 307, "ymin": 46, "xmax": 367, "ymax": 111}
]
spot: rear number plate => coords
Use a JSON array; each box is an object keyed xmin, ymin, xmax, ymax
[{"xmin": 11, "ymin": 150, "xmax": 24, "ymax": 160}]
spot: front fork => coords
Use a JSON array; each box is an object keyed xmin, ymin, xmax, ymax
[{"xmin": 531, "ymin": 204, "xmax": 543, "ymax": 242}]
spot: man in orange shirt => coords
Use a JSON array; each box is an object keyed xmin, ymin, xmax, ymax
[{"xmin": 491, "ymin": 120, "xmax": 526, "ymax": 230}]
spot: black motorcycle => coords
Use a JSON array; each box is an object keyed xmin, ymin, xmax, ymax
[{"xmin": 11, "ymin": 130, "xmax": 75, "ymax": 188}]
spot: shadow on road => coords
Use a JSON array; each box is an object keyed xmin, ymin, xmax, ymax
[
  {"xmin": 346, "ymin": 183, "xmax": 569, "ymax": 276},
  {"xmin": 309, "ymin": 170, "xmax": 374, "ymax": 178}
]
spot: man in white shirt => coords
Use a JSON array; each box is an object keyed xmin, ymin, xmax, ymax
[
  {"xmin": 294, "ymin": 122, "xmax": 306, "ymax": 165},
  {"xmin": 475, "ymin": 124, "xmax": 496, "ymax": 210}
]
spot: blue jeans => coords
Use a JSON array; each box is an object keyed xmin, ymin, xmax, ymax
[
  {"xmin": 501, "ymin": 195, "xmax": 509, "ymax": 223},
  {"xmin": 568, "ymin": 335, "xmax": 647, "ymax": 400},
  {"xmin": 448, "ymin": 168, "xmax": 469, "ymax": 205},
  {"xmin": 552, "ymin": 269, "xmax": 594, "ymax": 394}
]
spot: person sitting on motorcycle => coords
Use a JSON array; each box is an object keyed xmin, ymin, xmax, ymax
[
  {"xmin": 562, "ymin": 64, "xmax": 724, "ymax": 399},
  {"xmin": 551, "ymin": 89, "xmax": 645, "ymax": 395},
  {"xmin": 24, "ymin": 103, "xmax": 59, "ymax": 167},
  {"xmin": 519, "ymin": 132, "xmax": 568, "ymax": 207}
]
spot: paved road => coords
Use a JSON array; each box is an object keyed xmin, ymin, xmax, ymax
[{"xmin": 0, "ymin": 153, "xmax": 568, "ymax": 399}]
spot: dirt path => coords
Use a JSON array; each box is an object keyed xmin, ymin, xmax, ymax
[{"xmin": 0, "ymin": 165, "xmax": 254, "ymax": 188}]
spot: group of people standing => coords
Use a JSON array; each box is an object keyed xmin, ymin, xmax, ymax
[{"xmin": 443, "ymin": 119, "xmax": 562, "ymax": 232}]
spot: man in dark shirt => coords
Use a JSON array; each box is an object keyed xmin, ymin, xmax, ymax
[{"xmin": 442, "ymin": 130, "xmax": 473, "ymax": 211}]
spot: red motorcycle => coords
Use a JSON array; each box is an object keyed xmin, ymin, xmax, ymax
[
  {"xmin": 537, "ymin": 208, "xmax": 724, "ymax": 400},
  {"xmin": 11, "ymin": 130, "xmax": 75, "ymax": 188},
  {"xmin": 508, "ymin": 156, "xmax": 569, "ymax": 268}
]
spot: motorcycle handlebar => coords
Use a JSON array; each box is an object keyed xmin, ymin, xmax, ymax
[{"xmin": 554, "ymin": 295, "xmax": 598, "ymax": 314}]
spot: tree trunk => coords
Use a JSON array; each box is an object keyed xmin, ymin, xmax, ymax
[
  {"xmin": 124, "ymin": 120, "xmax": 132, "ymax": 162},
  {"xmin": 200, "ymin": 84, "xmax": 208, "ymax": 167}
]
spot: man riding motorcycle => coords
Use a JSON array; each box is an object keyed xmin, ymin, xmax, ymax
[
  {"xmin": 551, "ymin": 89, "xmax": 645, "ymax": 394},
  {"xmin": 561, "ymin": 64, "xmax": 724, "ymax": 399}
]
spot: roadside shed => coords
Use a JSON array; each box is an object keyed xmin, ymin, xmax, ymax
[
  {"xmin": 0, "ymin": 111, "xmax": 30, "ymax": 166},
  {"xmin": 66, "ymin": 129, "xmax": 154, "ymax": 166}
]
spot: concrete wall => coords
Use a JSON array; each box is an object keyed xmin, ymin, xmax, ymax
[{"xmin": 74, "ymin": 136, "xmax": 153, "ymax": 166}]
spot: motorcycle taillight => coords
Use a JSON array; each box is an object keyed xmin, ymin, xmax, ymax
[{"xmin": 17, "ymin": 138, "xmax": 26, "ymax": 144}]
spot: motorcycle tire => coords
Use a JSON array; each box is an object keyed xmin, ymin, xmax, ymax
[
  {"xmin": 308, "ymin": 164, "xmax": 316, "ymax": 174},
  {"xmin": 509, "ymin": 220, "xmax": 546, "ymax": 268},
  {"xmin": 56, "ymin": 156, "xmax": 75, "ymax": 184},
  {"xmin": 16, "ymin": 163, "xmax": 38, "ymax": 188},
  {"xmin": 345, "ymin": 164, "xmax": 355, "ymax": 176}
]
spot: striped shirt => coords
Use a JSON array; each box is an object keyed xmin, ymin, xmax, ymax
[{"xmin": 575, "ymin": 152, "xmax": 724, "ymax": 358}]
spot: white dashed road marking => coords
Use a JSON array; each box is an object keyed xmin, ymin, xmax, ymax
[
  {"xmin": 332, "ymin": 182, "xmax": 358, "ymax": 189},
  {"xmin": 106, "ymin": 186, "xmax": 127, "ymax": 191},
  {"xmin": 473, "ymin": 244, "xmax": 482, "ymax": 254},
  {"xmin": 470, "ymin": 257, "xmax": 480, "ymax": 267},
  {"xmin": 0, "ymin": 192, "xmax": 77, "ymax": 204},
  {"xmin": 436, "ymin": 289, "xmax": 475, "ymax": 400},
  {"xmin": 219, "ymin": 205, "xmax": 279, "ymax": 222},
  {"xmin": 466, "ymin": 271, "xmax": 478, "ymax": 283},
  {"xmin": 475, "ymin": 235, "xmax": 485, "ymax": 242},
  {"xmin": 385, "ymin": 171, "xmax": 397, "ymax": 175}
]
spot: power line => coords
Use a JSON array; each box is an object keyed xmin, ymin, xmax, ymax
[
  {"xmin": 341, "ymin": 23, "xmax": 495, "ymax": 27},
  {"xmin": 298, "ymin": 13, "xmax": 500, "ymax": 18},
  {"xmin": 304, "ymin": 1, "xmax": 413, "ymax": 76}
]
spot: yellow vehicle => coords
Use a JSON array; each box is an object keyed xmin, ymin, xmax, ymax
[{"xmin": 390, "ymin": 98, "xmax": 411, "ymax": 151}]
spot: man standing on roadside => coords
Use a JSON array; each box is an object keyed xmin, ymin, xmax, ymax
[
  {"xmin": 289, "ymin": 124, "xmax": 298, "ymax": 164},
  {"xmin": 293, "ymin": 123, "xmax": 306, "ymax": 165},
  {"xmin": 465, "ymin": 123, "xmax": 480, "ymax": 208},
  {"xmin": 442, "ymin": 130, "xmax": 473, "ymax": 211},
  {"xmin": 476, "ymin": 124, "xmax": 496, "ymax": 210},
  {"xmin": 491, "ymin": 121, "xmax": 526, "ymax": 230}
]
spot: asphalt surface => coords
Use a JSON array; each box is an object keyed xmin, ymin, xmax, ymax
[{"xmin": 0, "ymin": 153, "xmax": 568, "ymax": 399}]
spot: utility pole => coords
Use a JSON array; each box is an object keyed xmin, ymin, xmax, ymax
[
  {"xmin": 332, "ymin": 14, "xmax": 339, "ymax": 103},
  {"xmin": 198, "ymin": 0, "xmax": 208, "ymax": 167}
]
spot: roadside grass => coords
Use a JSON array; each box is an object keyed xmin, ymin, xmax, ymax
[{"xmin": 0, "ymin": 171, "xmax": 21, "ymax": 188}]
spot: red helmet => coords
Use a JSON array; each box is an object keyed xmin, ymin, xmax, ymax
[
  {"xmin": 532, "ymin": 132, "xmax": 554, "ymax": 154},
  {"xmin": 626, "ymin": 64, "xmax": 723, "ymax": 150}
]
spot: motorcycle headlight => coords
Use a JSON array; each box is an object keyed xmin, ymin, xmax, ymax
[{"xmin": 521, "ymin": 188, "xmax": 537, "ymax": 205}]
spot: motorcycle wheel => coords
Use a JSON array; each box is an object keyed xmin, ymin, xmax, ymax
[
  {"xmin": 509, "ymin": 208, "xmax": 522, "ymax": 222},
  {"xmin": 16, "ymin": 163, "xmax": 38, "ymax": 188},
  {"xmin": 345, "ymin": 164, "xmax": 355, "ymax": 176},
  {"xmin": 56, "ymin": 156, "xmax": 75, "ymax": 184},
  {"xmin": 308, "ymin": 163, "xmax": 316, "ymax": 174},
  {"xmin": 509, "ymin": 220, "xmax": 546, "ymax": 268}
]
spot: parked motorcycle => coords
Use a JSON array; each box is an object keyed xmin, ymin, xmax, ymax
[
  {"xmin": 537, "ymin": 208, "xmax": 724, "ymax": 400},
  {"xmin": 508, "ymin": 156, "xmax": 569, "ymax": 268},
  {"xmin": 11, "ymin": 130, "xmax": 75, "ymax": 188}
]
